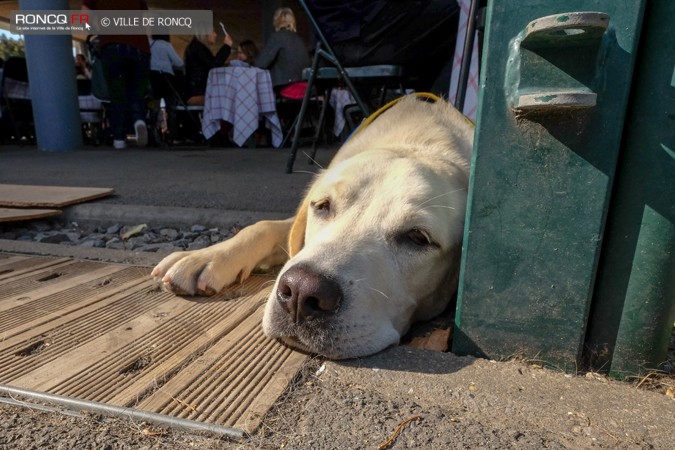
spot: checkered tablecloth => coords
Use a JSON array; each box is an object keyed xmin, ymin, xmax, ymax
[
  {"xmin": 202, "ymin": 66, "xmax": 283, "ymax": 147},
  {"xmin": 2, "ymin": 77, "xmax": 31, "ymax": 100}
]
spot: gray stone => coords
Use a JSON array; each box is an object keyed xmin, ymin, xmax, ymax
[
  {"xmin": 136, "ymin": 243, "xmax": 177, "ymax": 253},
  {"xmin": 105, "ymin": 238, "xmax": 126, "ymax": 250},
  {"xmin": 159, "ymin": 228, "xmax": 179, "ymax": 240},
  {"xmin": 106, "ymin": 224, "xmax": 122, "ymax": 234},
  {"xmin": 38, "ymin": 233, "xmax": 71, "ymax": 244},
  {"xmin": 80, "ymin": 239, "xmax": 106, "ymax": 248},
  {"xmin": 187, "ymin": 235, "xmax": 211, "ymax": 250}
]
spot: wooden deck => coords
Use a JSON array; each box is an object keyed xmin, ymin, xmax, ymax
[{"xmin": 0, "ymin": 253, "xmax": 307, "ymax": 433}]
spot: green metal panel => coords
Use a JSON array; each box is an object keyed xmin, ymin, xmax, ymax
[
  {"xmin": 453, "ymin": 1, "xmax": 646, "ymax": 370},
  {"xmin": 585, "ymin": 0, "xmax": 675, "ymax": 378}
]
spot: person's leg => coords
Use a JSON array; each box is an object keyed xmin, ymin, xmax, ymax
[
  {"xmin": 148, "ymin": 70, "xmax": 165, "ymax": 139},
  {"xmin": 101, "ymin": 44, "xmax": 130, "ymax": 147},
  {"xmin": 127, "ymin": 49, "xmax": 150, "ymax": 124},
  {"xmin": 127, "ymin": 48, "xmax": 150, "ymax": 147},
  {"xmin": 162, "ymin": 74, "xmax": 179, "ymax": 141}
]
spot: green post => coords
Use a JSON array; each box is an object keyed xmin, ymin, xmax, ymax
[
  {"xmin": 585, "ymin": 0, "xmax": 675, "ymax": 378},
  {"xmin": 453, "ymin": 1, "xmax": 646, "ymax": 370}
]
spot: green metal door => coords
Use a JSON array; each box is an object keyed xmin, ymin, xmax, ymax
[
  {"xmin": 453, "ymin": 0, "xmax": 647, "ymax": 370},
  {"xmin": 585, "ymin": 0, "xmax": 675, "ymax": 378}
]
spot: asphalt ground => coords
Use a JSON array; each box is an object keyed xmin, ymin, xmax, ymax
[{"xmin": 0, "ymin": 143, "xmax": 338, "ymax": 227}]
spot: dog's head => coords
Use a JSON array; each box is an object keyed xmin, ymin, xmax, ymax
[{"xmin": 263, "ymin": 98, "xmax": 473, "ymax": 358}]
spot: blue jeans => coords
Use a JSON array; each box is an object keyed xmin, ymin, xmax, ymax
[{"xmin": 101, "ymin": 44, "xmax": 150, "ymax": 141}]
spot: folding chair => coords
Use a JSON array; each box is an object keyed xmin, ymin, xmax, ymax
[
  {"xmin": 0, "ymin": 57, "xmax": 34, "ymax": 144},
  {"xmin": 277, "ymin": 87, "xmax": 325, "ymax": 149},
  {"xmin": 286, "ymin": 0, "xmax": 406, "ymax": 173},
  {"xmin": 165, "ymin": 71, "xmax": 205, "ymax": 144}
]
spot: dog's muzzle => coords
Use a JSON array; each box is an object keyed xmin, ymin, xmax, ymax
[{"xmin": 275, "ymin": 264, "xmax": 342, "ymax": 323}]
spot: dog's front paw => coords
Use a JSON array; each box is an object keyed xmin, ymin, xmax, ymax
[{"xmin": 151, "ymin": 249, "xmax": 246, "ymax": 296}]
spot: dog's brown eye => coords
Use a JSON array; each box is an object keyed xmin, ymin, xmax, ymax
[
  {"xmin": 311, "ymin": 199, "xmax": 331, "ymax": 213},
  {"xmin": 407, "ymin": 228, "xmax": 433, "ymax": 247}
]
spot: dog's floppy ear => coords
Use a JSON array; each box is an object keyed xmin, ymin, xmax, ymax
[{"xmin": 288, "ymin": 197, "xmax": 309, "ymax": 256}]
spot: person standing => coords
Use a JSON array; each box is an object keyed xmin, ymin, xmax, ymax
[{"xmin": 82, "ymin": 0, "xmax": 151, "ymax": 149}]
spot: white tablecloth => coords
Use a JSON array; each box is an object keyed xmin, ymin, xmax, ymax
[
  {"xmin": 202, "ymin": 66, "xmax": 283, "ymax": 147},
  {"xmin": 329, "ymin": 88, "xmax": 356, "ymax": 137},
  {"xmin": 78, "ymin": 95, "xmax": 103, "ymax": 123}
]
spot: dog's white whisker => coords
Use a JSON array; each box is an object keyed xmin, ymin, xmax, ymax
[
  {"xmin": 277, "ymin": 244, "xmax": 291, "ymax": 259},
  {"xmin": 302, "ymin": 152, "xmax": 325, "ymax": 170},
  {"xmin": 293, "ymin": 170, "xmax": 320, "ymax": 175},
  {"xmin": 416, "ymin": 188, "xmax": 466, "ymax": 208},
  {"xmin": 367, "ymin": 286, "xmax": 391, "ymax": 300},
  {"xmin": 420, "ymin": 204, "xmax": 456, "ymax": 210}
]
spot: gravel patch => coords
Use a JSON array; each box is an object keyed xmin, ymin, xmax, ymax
[{"xmin": 0, "ymin": 219, "xmax": 242, "ymax": 255}]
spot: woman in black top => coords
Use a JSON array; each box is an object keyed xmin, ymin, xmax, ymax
[
  {"xmin": 184, "ymin": 29, "xmax": 233, "ymax": 105},
  {"xmin": 255, "ymin": 7, "xmax": 310, "ymax": 97}
]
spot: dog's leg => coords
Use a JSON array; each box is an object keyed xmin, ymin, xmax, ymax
[{"xmin": 151, "ymin": 218, "xmax": 294, "ymax": 296}]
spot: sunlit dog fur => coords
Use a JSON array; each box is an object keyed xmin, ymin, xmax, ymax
[{"xmin": 152, "ymin": 96, "xmax": 473, "ymax": 359}]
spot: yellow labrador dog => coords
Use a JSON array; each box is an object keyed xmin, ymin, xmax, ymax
[{"xmin": 152, "ymin": 96, "xmax": 473, "ymax": 359}]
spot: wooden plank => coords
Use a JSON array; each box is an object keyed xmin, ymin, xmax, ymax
[
  {"xmin": 134, "ymin": 297, "xmax": 307, "ymax": 433},
  {"xmin": 9, "ymin": 296, "xmax": 195, "ymax": 391},
  {"xmin": 0, "ymin": 184, "xmax": 114, "ymax": 208},
  {"xmin": 98, "ymin": 293, "xmax": 267, "ymax": 406},
  {"xmin": 136, "ymin": 304, "xmax": 269, "ymax": 412},
  {"xmin": 0, "ymin": 258, "xmax": 82, "ymax": 284},
  {"xmin": 0, "ymin": 279, "xmax": 172, "ymax": 384},
  {"xmin": 43, "ymin": 277, "xmax": 273, "ymax": 405},
  {"xmin": 0, "ymin": 277, "xmax": 152, "ymax": 350},
  {"xmin": 234, "ymin": 345, "xmax": 307, "ymax": 431},
  {"xmin": 0, "ymin": 208, "xmax": 61, "ymax": 222},
  {"xmin": 0, "ymin": 254, "xmax": 308, "ymax": 435},
  {"xmin": 0, "ymin": 263, "xmax": 127, "ymax": 313},
  {"xmin": 0, "ymin": 255, "xmax": 30, "ymax": 270}
]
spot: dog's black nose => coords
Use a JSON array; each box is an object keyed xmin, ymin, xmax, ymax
[{"xmin": 276, "ymin": 265, "xmax": 342, "ymax": 322}]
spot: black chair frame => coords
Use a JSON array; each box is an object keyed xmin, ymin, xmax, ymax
[{"xmin": 286, "ymin": 0, "xmax": 407, "ymax": 173}]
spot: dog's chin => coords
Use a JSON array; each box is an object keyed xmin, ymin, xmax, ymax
[
  {"xmin": 264, "ymin": 320, "xmax": 401, "ymax": 360},
  {"xmin": 276, "ymin": 335, "xmax": 396, "ymax": 360}
]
